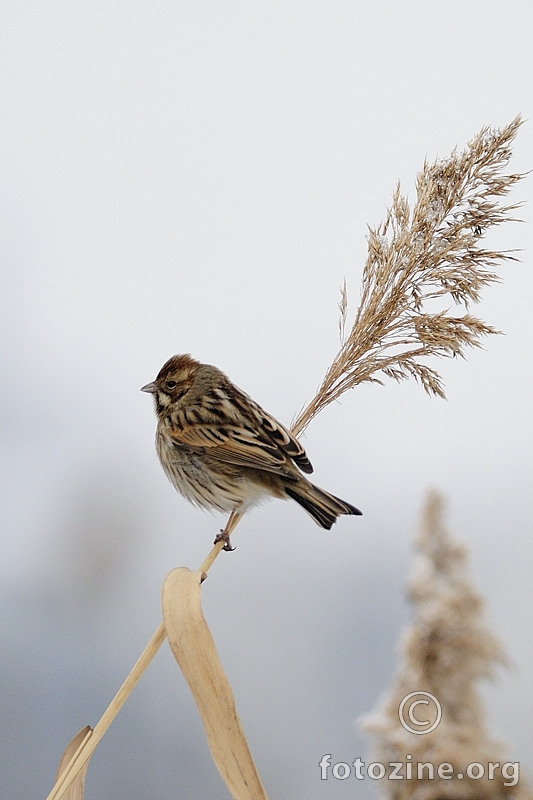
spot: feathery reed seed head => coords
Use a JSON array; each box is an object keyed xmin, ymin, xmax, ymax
[{"xmin": 293, "ymin": 118, "xmax": 523, "ymax": 436}]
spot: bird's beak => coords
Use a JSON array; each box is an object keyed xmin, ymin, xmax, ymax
[{"xmin": 140, "ymin": 382, "xmax": 157, "ymax": 394}]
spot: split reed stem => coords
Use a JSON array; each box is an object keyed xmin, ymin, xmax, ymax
[{"xmin": 46, "ymin": 524, "xmax": 237, "ymax": 800}]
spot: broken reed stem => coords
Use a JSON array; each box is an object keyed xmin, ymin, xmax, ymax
[
  {"xmin": 46, "ymin": 526, "xmax": 240, "ymax": 800},
  {"xmin": 47, "ymin": 622, "xmax": 166, "ymax": 800},
  {"xmin": 54, "ymin": 727, "xmax": 93, "ymax": 800}
]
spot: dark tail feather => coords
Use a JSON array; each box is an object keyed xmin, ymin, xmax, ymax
[{"xmin": 285, "ymin": 482, "xmax": 362, "ymax": 530}]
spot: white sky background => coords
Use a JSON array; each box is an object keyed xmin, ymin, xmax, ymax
[{"xmin": 1, "ymin": 2, "xmax": 532, "ymax": 798}]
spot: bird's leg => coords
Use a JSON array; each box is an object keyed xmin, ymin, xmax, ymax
[{"xmin": 214, "ymin": 510, "xmax": 237, "ymax": 551}]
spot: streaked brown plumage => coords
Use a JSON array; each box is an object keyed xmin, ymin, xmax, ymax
[{"xmin": 141, "ymin": 355, "xmax": 361, "ymax": 536}]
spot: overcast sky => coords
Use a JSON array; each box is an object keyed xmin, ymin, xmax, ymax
[{"xmin": 1, "ymin": 3, "xmax": 532, "ymax": 799}]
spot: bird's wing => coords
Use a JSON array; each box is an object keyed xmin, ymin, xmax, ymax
[
  {"xmin": 166, "ymin": 385, "xmax": 313, "ymax": 475},
  {"xmin": 167, "ymin": 422, "xmax": 298, "ymax": 474},
  {"xmin": 248, "ymin": 405, "xmax": 313, "ymax": 474}
]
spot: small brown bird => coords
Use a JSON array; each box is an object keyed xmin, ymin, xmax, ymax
[{"xmin": 142, "ymin": 354, "xmax": 361, "ymax": 547}]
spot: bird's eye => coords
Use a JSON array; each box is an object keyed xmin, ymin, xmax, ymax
[{"xmin": 166, "ymin": 380, "xmax": 177, "ymax": 389}]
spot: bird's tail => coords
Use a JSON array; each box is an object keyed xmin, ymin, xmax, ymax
[{"xmin": 284, "ymin": 480, "xmax": 362, "ymax": 529}]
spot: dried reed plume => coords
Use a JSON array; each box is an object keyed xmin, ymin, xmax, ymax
[
  {"xmin": 363, "ymin": 490, "xmax": 531, "ymax": 800},
  {"xmin": 293, "ymin": 117, "xmax": 523, "ymax": 436}
]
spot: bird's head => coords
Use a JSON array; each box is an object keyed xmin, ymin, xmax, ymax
[{"xmin": 141, "ymin": 354, "xmax": 200, "ymax": 415}]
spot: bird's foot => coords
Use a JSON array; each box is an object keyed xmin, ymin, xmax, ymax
[{"xmin": 214, "ymin": 529, "xmax": 236, "ymax": 552}]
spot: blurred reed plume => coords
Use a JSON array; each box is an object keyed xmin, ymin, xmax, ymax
[
  {"xmin": 363, "ymin": 490, "xmax": 532, "ymax": 799},
  {"xmin": 293, "ymin": 117, "xmax": 523, "ymax": 435}
]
